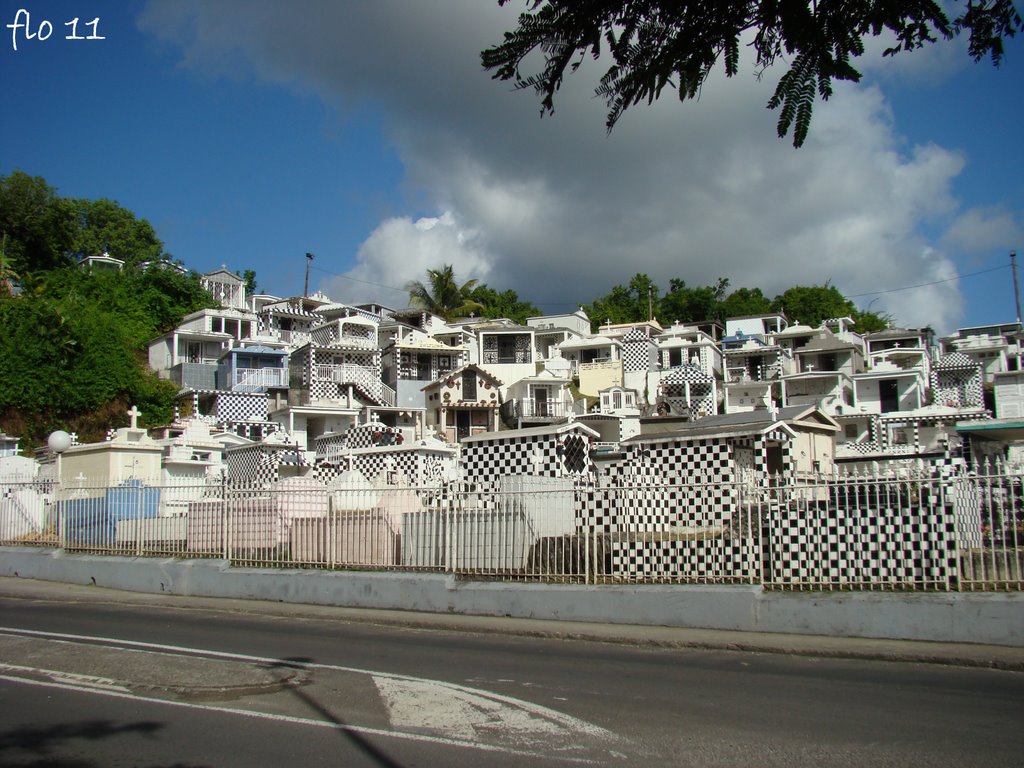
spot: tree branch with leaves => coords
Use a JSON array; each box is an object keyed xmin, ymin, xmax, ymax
[{"xmin": 483, "ymin": 1, "xmax": 1022, "ymax": 147}]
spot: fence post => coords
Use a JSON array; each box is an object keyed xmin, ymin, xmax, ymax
[
  {"xmin": 56, "ymin": 474, "xmax": 66, "ymax": 551},
  {"xmin": 221, "ymin": 473, "xmax": 229, "ymax": 562},
  {"xmin": 586, "ymin": 517, "xmax": 592, "ymax": 586},
  {"xmin": 135, "ymin": 481, "xmax": 144, "ymax": 557},
  {"xmin": 939, "ymin": 464, "xmax": 953, "ymax": 592}
]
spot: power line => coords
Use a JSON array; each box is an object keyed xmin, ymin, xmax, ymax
[
  {"xmin": 845, "ymin": 264, "xmax": 1009, "ymax": 298},
  {"xmin": 308, "ymin": 259, "xmax": 1010, "ymax": 307},
  {"xmin": 309, "ymin": 264, "xmax": 408, "ymax": 295}
]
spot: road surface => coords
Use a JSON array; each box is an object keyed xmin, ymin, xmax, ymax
[{"xmin": 0, "ymin": 583, "xmax": 1021, "ymax": 766}]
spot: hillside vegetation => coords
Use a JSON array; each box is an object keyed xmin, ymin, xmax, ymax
[
  {"xmin": 1, "ymin": 170, "xmax": 889, "ymax": 450},
  {"xmin": 0, "ymin": 172, "xmax": 214, "ymax": 449}
]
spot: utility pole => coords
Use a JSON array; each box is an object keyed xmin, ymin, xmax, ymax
[
  {"xmin": 1012, "ymin": 250, "xmax": 1022, "ymax": 325},
  {"xmin": 304, "ymin": 252, "xmax": 314, "ymax": 297}
]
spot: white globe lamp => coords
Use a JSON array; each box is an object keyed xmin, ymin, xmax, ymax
[
  {"xmin": 47, "ymin": 430, "xmax": 73, "ymax": 454},
  {"xmin": 47, "ymin": 430, "xmax": 73, "ymax": 489}
]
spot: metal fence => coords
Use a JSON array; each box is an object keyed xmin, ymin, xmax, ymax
[{"xmin": 1, "ymin": 462, "xmax": 1021, "ymax": 591}]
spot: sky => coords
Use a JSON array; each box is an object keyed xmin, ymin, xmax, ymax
[{"xmin": 2, "ymin": 1, "xmax": 1022, "ymax": 335}]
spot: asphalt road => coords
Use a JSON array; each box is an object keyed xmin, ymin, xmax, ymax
[{"xmin": 0, "ymin": 583, "xmax": 1022, "ymax": 767}]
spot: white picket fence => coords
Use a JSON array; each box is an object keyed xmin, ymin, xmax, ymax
[{"xmin": 1, "ymin": 463, "xmax": 1021, "ymax": 590}]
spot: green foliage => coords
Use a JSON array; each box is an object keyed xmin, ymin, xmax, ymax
[
  {"xmin": 406, "ymin": 264, "xmax": 486, "ymax": 321},
  {"xmin": 483, "ymin": 1, "xmax": 1022, "ymax": 147},
  {"xmin": 0, "ymin": 253, "xmax": 214, "ymax": 447},
  {"xmin": 850, "ymin": 308, "xmax": 891, "ymax": 333},
  {"xmin": 661, "ymin": 277, "xmax": 729, "ymax": 324},
  {"xmin": 0, "ymin": 171, "xmax": 76, "ymax": 275},
  {"xmin": 240, "ymin": 269, "xmax": 259, "ymax": 296},
  {"xmin": 771, "ymin": 284, "xmax": 854, "ymax": 326},
  {"xmin": 718, "ymin": 286, "xmax": 773, "ymax": 319},
  {"xmin": 583, "ymin": 276, "xmax": 889, "ymax": 333},
  {"xmin": 468, "ymin": 284, "xmax": 541, "ymax": 324},
  {"xmin": 0, "ymin": 235, "xmax": 21, "ymax": 295},
  {"xmin": 70, "ymin": 197, "xmax": 166, "ymax": 267},
  {"xmin": 584, "ymin": 273, "xmax": 659, "ymax": 329},
  {"xmin": 770, "ymin": 283, "xmax": 888, "ymax": 330}
]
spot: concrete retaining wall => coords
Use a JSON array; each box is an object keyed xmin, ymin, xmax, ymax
[{"xmin": 2, "ymin": 546, "xmax": 1020, "ymax": 646}]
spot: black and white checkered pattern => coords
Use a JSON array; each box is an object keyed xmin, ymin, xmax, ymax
[
  {"xmin": 766, "ymin": 496, "xmax": 958, "ymax": 586},
  {"xmin": 931, "ymin": 353, "xmax": 984, "ymax": 408},
  {"xmin": 225, "ymin": 441, "xmax": 306, "ymax": 486},
  {"xmin": 213, "ymin": 392, "xmax": 268, "ymax": 422},
  {"xmin": 461, "ymin": 428, "xmax": 597, "ymax": 485},
  {"xmin": 621, "ymin": 329, "xmax": 657, "ymax": 373},
  {"xmin": 314, "ymin": 446, "xmax": 457, "ymax": 486}
]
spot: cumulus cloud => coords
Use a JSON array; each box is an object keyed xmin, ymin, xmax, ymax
[
  {"xmin": 139, "ymin": 0, "xmax": 989, "ymax": 332},
  {"xmin": 322, "ymin": 212, "xmax": 493, "ymax": 306},
  {"xmin": 943, "ymin": 208, "xmax": 1024, "ymax": 256}
]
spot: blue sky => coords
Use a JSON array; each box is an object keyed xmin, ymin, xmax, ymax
[{"xmin": 2, "ymin": 1, "xmax": 1021, "ymax": 333}]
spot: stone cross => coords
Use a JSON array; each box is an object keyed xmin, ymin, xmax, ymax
[
  {"xmin": 127, "ymin": 405, "xmax": 141, "ymax": 430},
  {"xmin": 530, "ymin": 449, "xmax": 544, "ymax": 472}
]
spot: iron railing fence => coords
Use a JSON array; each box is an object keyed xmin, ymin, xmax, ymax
[
  {"xmin": 1, "ymin": 462, "xmax": 1021, "ymax": 590},
  {"xmin": 0, "ymin": 476, "xmax": 58, "ymax": 548},
  {"xmin": 958, "ymin": 461, "xmax": 1024, "ymax": 590}
]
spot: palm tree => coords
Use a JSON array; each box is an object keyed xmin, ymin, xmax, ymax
[{"xmin": 406, "ymin": 264, "xmax": 484, "ymax": 321}]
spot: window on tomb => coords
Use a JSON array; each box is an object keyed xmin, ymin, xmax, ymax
[
  {"xmin": 416, "ymin": 354, "xmax": 432, "ymax": 381},
  {"xmin": 497, "ymin": 337, "xmax": 516, "ymax": 363},
  {"xmin": 463, "ymin": 370, "xmax": 477, "ymax": 400}
]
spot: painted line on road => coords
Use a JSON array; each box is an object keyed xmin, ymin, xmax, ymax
[
  {"xmin": 0, "ymin": 672, "xmax": 600, "ymax": 764},
  {"xmin": 0, "ymin": 662, "xmax": 131, "ymax": 692},
  {"xmin": 0, "ymin": 626, "xmax": 615, "ymax": 745}
]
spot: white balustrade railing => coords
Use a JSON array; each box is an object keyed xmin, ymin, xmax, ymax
[
  {"xmin": 233, "ymin": 367, "xmax": 288, "ymax": 390},
  {"xmin": 312, "ymin": 365, "xmax": 396, "ymax": 406}
]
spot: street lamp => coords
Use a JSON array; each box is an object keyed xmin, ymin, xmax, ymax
[
  {"xmin": 47, "ymin": 430, "xmax": 72, "ymax": 469},
  {"xmin": 47, "ymin": 430, "xmax": 72, "ymax": 543}
]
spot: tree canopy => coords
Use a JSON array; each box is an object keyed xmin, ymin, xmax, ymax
[
  {"xmin": 483, "ymin": 1, "xmax": 1022, "ymax": 146},
  {"xmin": 582, "ymin": 273, "xmax": 889, "ymax": 330},
  {"xmin": 70, "ymin": 197, "xmax": 166, "ymax": 267},
  {"xmin": 0, "ymin": 171, "xmax": 77, "ymax": 275},
  {"xmin": 406, "ymin": 265, "xmax": 486, "ymax": 321},
  {"xmin": 468, "ymin": 284, "xmax": 541, "ymax": 324},
  {"xmin": 0, "ymin": 266, "xmax": 214, "ymax": 447},
  {"xmin": 0, "ymin": 170, "xmax": 173, "ymax": 276},
  {"xmin": 0, "ymin": 172, "xmax": 213, "ymax": 448},
  {"xmin": 584, "ymin": 273, "xmax": 660, "ymax": 327},
  {"xmin": 771, "ymin": 283, "xmax": 889, "ymax": 331}
]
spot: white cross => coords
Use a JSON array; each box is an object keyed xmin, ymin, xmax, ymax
[{"xmin": 127, "ymin": 405, "xmax": 141, "ymax": 430}]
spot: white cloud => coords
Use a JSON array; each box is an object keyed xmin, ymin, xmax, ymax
[
  {"xmin": 321, "ymin": 212, "xmax": 493, "ymax": 307},
  {"xmin": 943, "ymin": 208, "xmax": 1024, "ymax": 255},
  {"xmin": 140, "ymin": 0, "xmax": 985, "ymax": 332}
]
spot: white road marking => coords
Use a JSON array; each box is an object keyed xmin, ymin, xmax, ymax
[
  {"xmin": 0, "ymin": 662, "xmax": 130, "ymax": 692},
  {"xmin": 0, "ymin": 672, "xmax": 598, "ymax": 763},
  {"xmin": 0, "ymin": 626, "xmax": 616, "ymax": 755},
  {"xmin": 374, "ymin": 676, "xmax": 574, "ymax": 746}
]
